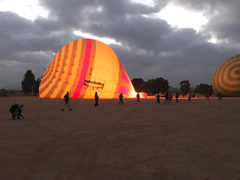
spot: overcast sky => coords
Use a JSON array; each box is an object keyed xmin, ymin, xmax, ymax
[{"xmin": 0, "ymin": 0, "xmax": 239, "ymax": 90}]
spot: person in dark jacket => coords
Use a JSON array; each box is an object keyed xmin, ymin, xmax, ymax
[
  {"xmin": 137, "ymin": 93, "xmax": 140, "ymax": 102},
  {"xmin": 188, "ymin": 93, "xmax": 191, "ymax": 102},
  {"xmin": 156, "ymin": 93, "xmax": 160, "ymax": 103},
  {"xmin": 165, "ymin": 92, "xmax": 168, "ymax": 104},
  {"xmin": 94, "ymin": 92, "xmax": 99, "ymax": 107},
  {"xmin": 119, "ymin": 93, "xmax": 124, "ymax": 105},
  {"xmin": 61, "ymin": 92, "xmax": 72, "ymax": 111},
  {"xmin": 175, "ymin": 92, "xmax": 179, "ymax": 102}
]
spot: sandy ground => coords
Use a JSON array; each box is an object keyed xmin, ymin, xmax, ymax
[{"xmin": 0, "ymin": 96, "xmax": 240, "ymax": 180}]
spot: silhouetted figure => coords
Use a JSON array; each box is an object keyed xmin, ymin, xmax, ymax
[
  {"xmin": 61, "ymin": 92, "xmax": 72, "ymax": 111},
  {"xmin": 156, "ymin": 93, "xmax": 160, "ymax": 103},
  {"xmin": 137, "ymin": 93, "xmax": 140, "ymax": 102},
  {"xmin": 165, "ymin": 92, "xmax": 168, "ymax": 104},
  {"xmin": 205, "ymin": 94, "xmax": 210, "ymax": 99},
  {"xmin": 119, "ymin": 93, "xmax": 124, "ymax": 105},
  {"xmin": 94, "ymin": 92, "xmax": 99, "ymax": 107},
  {"xmin": 169, "ymin": 92, "xmax": 172, "ymax": 103},
  {"xmin": 218, "ymin": 93, "xmax": 222, "ymax": 100},
  {"xmin": 9, "ymin": 103, "xmax": 24, "ymax": 119},
  {"xmin": 175, "ymin": 92, "xmax": 179, "ymax": 102},
  {"xmin": 188, "ymin": 93, "xmax": 191, "ymax": 102}
]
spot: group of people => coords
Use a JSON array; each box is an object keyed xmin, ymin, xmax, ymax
[
  {"xmin": 61, "ymin": 91, "xmax": 223, "ymax": 111},
  {"xmin": 155, "ymin": 92, "xmax": 179, "ymax": 104},
  {"xmin": 61, "ymin": 92, "xmax": 141, "ymax": 111},
  {"xmin": 119, "ymin": 92, "xmax": 140, "ymax": 105},
  {"xmin": 156, "ymin": 92, "xmax": 198, "ymax": 104}
]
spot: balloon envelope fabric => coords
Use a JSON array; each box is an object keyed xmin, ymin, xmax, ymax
[
  {"xmin": 39, "ymin": 39, "xmax": 136, "ymax": 99},
  {"xmin": 212, "ymin": 54, "xmax": 240, "ymax": 97}
]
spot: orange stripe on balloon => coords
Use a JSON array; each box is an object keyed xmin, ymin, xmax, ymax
[
  {"xmin": 121, "ymin": 71, "xmax": 132, "ymax": 87},
  {"xmin": 119, "ymin": 61, "xmax": 127, "ymax": 74},
  {"xmin": 69, "ymin": 40, "xmax": 78, "ymax": 74},
  {"xmin": 40, "ymin": 53, "xmax": 58, "ymax": 87},
  {"xmin": 39, "ymin": 49, "xmax": 63, "ymax": 96},
  {"xmin": 57, "ymin": 41, "xmax": 78, "ymax": 98},
  {"xmin": 46, "ymin": 44, "xmax": 69, "ymax": 98},
  {"xmin": 64, "ymin": 40, "xmax": 78, "ymax": 97},
  {"xmin": 118, "ymin": 86, "xmax": 132, "ymax": 95},
  {"xmin": 79, "ymin": 39, "xmax": 96, "ymax": 98},
  {"xmin": 69, "ymin": 39, "xmax": 84, "ymax": 96},
  {"xmin": 72, "ymin": 39, "xmax": 92, "ymax": 99},
  {"xmin": 41, "ymin": 53, "xmax": 57, "ymax": 83},
  {"xmin": 69, "ymin": 39, "xmax": 85, "ymax": 97}
]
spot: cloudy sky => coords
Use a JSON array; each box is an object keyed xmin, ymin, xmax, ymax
[{"xmin": 0, "ymin": 0, "xmax": 239, "ymax": 90}]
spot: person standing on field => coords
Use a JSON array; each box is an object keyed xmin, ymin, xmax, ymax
[
  {"xmin": 175, "ymin": 92, "xmax": 179, "ymax": 102},
  {"xmin": 119, "ymin": 93, "xmax": 124, "ymax": 105},
  {"xmin": 188, "ymin": 93, "xmax": 191, "ymax": 102},
  {"xmin": 156, "ymin": 93, "xmax": 160, "ymax": 103},
  {"xmin": 137, "ymin": 93, "xmax": 140, "ymax": 102},
  {"xmin": 94, "ymin": 92, "xmax": 99, "ymax": 107},
  {"xmin": 61, "ymin": 92, "xmax": 72, "ymax": 111}
]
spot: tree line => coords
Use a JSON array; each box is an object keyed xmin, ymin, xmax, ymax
[
  {"xmin": 20, "ymin": 70, "xmax": 213, "ymax": 95},
  {"xmin": 131, "ymin": 78, "xmax": 213, "ymax": 95}
]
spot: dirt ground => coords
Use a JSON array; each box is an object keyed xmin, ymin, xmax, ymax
[{"xmin": 0, "ymin": 96, "xmax": 240, "ymax": 180}]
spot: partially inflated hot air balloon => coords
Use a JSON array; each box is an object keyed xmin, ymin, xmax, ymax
[
  {"xmin": 39, "ymin": 39, "xmax": 136, "ymax": 99},
  {"xmin": 212, "ymin": 54, "xmax": 240, "ymax": 97}
]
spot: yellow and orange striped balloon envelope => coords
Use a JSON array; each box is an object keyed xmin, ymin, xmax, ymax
[
  {"xmin": 212, "ymin": 54, "xmax": 240, "ymax": 97},
  {"xmin": 39, "ymin": 39, "xmax": 136, "ymax": 99}
]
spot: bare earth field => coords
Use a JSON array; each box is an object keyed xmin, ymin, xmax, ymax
[{"xmin": 0, "ymin": 96, "xmax": 240, "ymax": 180}]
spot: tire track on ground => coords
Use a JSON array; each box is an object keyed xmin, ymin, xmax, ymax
[
  {"xmin": 9, "ymin": 103, "xmax": 142, "ymax": 180},
  {"xmin": 79, "ymin": 103, "xmax": 144, "ymax": 179}
]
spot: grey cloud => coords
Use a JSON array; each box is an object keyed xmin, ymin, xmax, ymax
[
  {"xmin": 0, "ymin": 0, "xmax": 239, "ymax": 90},
  {"xmin": 88, "ymin": 16, "xmax": 172, "ymax": 53},
  {"xmin": 0, "ymin": 12, "xmax": 62, "ymax": 53},
  {"xmin": 171, "ymin": 0, "xmax": 240, "ymax": 44}
]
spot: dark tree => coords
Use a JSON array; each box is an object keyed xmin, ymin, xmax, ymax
[
  {"xmin": 145, "ymin": 77, "xmax": 169, "ymax": 94},
  {"xmin": 194, "ymin": 83, "xmax": 213, "ymax": 94},
  {"xmin": 180, "ymin": 80, "xmax": 191, "ymax": 94},
  {"xmin": 132, "ymin": 78, "xmax": 145, "ymax": 92},
  {"xmin": 145, "ymin": 79, "xmax": 154, "ymax": 94},
  {"xmin": 143, "ymin": 81, "xmax": 150, "ymax": 94},
  {"xmin": 21, "ymin": 70, "xmax": 35, "ymax": 94},
  {"xmin": 34, "ymin": 77, "xmax": 41, "ymax": 93},
  {"xmin": 131, "ymin": 77, "xmax": 169, "ymax": 95},
  {"xmin": 154, "ymin": 77, "xmax": 169, "ymax": 93}
]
